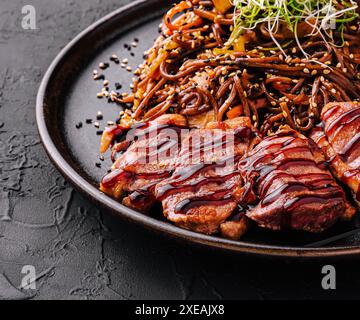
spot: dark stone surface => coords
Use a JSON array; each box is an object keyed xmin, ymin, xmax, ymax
[{"xmin": 1, "ymin": 0, "xmax": 360, "ymax": 300}]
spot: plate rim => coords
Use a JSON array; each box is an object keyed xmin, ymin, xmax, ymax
[{"xmin": 36, "ymin": 0, "xmax": 360, "ymax": 258}]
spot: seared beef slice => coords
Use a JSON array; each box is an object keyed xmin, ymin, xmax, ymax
[
  {"xmin": 310, "ymin": 102, "xmax": 360, "ymax": 206},
  {"xmin": 237, "ymin": 128, "xmax": 355, "ymax": 232},
  {"xmin": 155, "ymin": 117, "xmax": 257, "ymax": 236},
  {"xmin": 100, "ymin": 114, "xmax": 188, "ymax": 212}
]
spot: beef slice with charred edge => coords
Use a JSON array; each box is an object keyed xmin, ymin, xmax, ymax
[
  {"xmin": 310, "ymin": 101, "xmax": 360, "ymax": 208},
  {"xmin": 100, "ymin": 114, "xmax": 189, "ymax": 212},
  {"xmin": 236, "ymin": 127, "xmax": 355, "ymax": 233},
  {"xmin": 155, "ymin": 117, "xmax": 259, "ymax": 236}
]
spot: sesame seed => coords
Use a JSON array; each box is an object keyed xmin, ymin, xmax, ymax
[
  {"xmin": 311, "ymin": 70, "xmax": 317, "ymax": 76},
  {"xmin": 126, "ymin": 66, "xmax": 132, "ymax": 72},
  {"xmin": 323, "ymin": 69, "xmax": 331, "ymax": 75},
  {"xmin": 103, "ymin": 80, "xmax": 109, "ymax": 86},
  {"xmin": 97, "ymin": 92, "xmax": 104, "ymax": 98},
  {"xmin": 94, "ymin": 121, "xmax": 100, "ymax": 128},
  {"xmin": 93, "ymin": 74, "xmax": 105, "ymax": 81},
  {"xmin": 96, "ymin": 111, "xmax": 103, "ymax": 120},
  {"xmin": 99, "ymin": 62, "xmax": 109, "ymax": 69},
  {"xmin": 75, "ymin": 122, "xmax": 83, "ymax": 129},
  {"xmin": 303, "ymin": 68, "xmax": 310, "ymax": 74}
]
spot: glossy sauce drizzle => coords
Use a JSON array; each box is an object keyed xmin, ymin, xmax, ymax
[
  {"xmin": 101, "ymin": 122, "xmax": 187, "ymax": 196},
  {"xmin": 238, "ymin": 131, "xmax": 344, "ymax": 212},
  {"xmin": 158, "ymin": 128, "xmax": 252, "ymax": 214},
  {"xmin": 321, "ymin": 104, "xmax": 360, "ymax": 201}
]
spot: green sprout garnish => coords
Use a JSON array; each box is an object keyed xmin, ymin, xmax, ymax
[{"xmin": 228, "ymin": 0, "xmax": 359, "ymax": 57}]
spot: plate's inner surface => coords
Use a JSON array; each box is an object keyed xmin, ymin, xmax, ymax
[{"xmin": 49, "ymin": 2, "xmax": 360, "ymax": 250}]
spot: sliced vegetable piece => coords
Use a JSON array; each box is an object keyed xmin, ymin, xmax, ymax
[{"xmin": 213, "ymin": 0, "xmax": 232, "ymax": 14}]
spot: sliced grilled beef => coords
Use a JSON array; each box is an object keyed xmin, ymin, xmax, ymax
[
  {"xmin": 100, "ymin": 114, "xmax": 188, "ymax": 212},
  {"xmin": 155, "ymin": 117, "xmax": 259, "ymax": 236},
  {"xmin": 310, "ymin": 102, "xmax": 360, "ymax": 206},
  {"xmin": 237, "ymin": 127, "xmax": 355, "ymax": 232}
]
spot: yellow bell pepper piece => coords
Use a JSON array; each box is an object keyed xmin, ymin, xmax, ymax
[{"xmin": 213, "ymin": 0, "xmax": 232, "ymax": 14}]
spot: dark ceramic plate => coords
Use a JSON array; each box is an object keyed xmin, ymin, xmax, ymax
[{"xmin": 36, "ymin": 0, "xmax": 360, "ymax": 258}]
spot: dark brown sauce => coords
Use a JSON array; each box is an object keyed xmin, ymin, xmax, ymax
[
  {"xmin": 157, "ymin": 152, "xmax": 241, "ymax": 210},
  {"xmin": 339, "ymin": 132, "xmax": 360, "ymax": 161},
  {"xmin": 186, "ymin": 133, "xmax": 229, "ymax": 158},
  {"xmin": 325, "ymin": 107, "xmax": 360, "ymax": 137},
  {"xmin": 102, "ymin": 122, "xmax": 187, "ymax": 189},
  {"xmin": 343, "ymin": 169, "xmax": 360, "ymax": 201},
  {"xmin": 259, "ymin": 172, "xmax": 331, "ymax": 197},
  {"xmin": 101, "ymin": 168, "xmax": 170, "ymax": 189},
  {"xmin": 158, "ymin": 127, "xmax": 251, "ymax": 213},
  {"xmin": 320, "ymin": 105, "xmax": 360, "ymax": 202},
  {"xmin": 128, "ymin": 180, "xmax": 160, "ymax": 203},
  {"xmin": 169, "ymin": 154, "xmax": 239, "ymax": 185},
  {"xmin": 283, "ymin": 194, "xmax": 343, "ymax": 212},
  {"xmin": 104, "ymin": 121, "xmax": 253, "ymax": 213},
  {"xmin": 157, "ymin": 172, "xmax": 238, "ymax": 200},
  {"xmin": 175, "ymin": 193, "xmax": 233, "ymax": 214},
  {"xmin": 238, "ymin": 131, "xmax": 342, "ymax": 210},
  {"xmin": 101, "ymin": 169, "xmax": 131, "ymax": 188},
  {"xmin": 322, "ymin": 104, "xmax": 341, "ymax": 121},
  {"xmin": 261, "ymin": 181, "xmax": 340, "ymax": 206}
]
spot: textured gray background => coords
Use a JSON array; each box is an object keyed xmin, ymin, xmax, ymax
[{"xmin": 1, "ymin": 0, "xmax": 360, "ymax": 300}]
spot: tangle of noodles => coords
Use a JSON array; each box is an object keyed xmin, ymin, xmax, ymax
[{"xmin": 110, "ymin": 0, "xmax": 360, "ymax": 135}]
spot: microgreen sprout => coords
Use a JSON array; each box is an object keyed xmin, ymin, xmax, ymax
[{"xmin": 228, "ymin": 0, "xmax": 359, "ymax": 57}]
